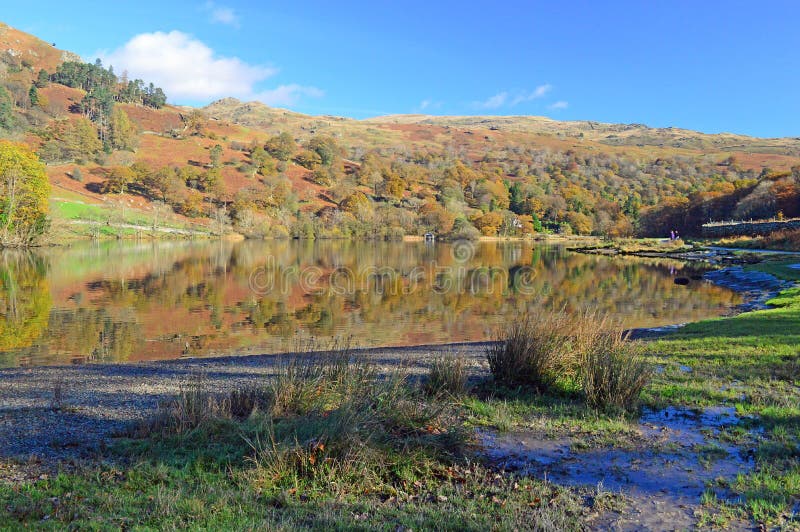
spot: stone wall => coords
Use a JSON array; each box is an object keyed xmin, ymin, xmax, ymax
[{"xmin": 701, "ymin": 219, "xmax": 800, "ymax": 238}]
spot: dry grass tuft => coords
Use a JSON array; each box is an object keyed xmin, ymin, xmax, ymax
[
  {"xmin": 487, "ymin": 310, "xmax": 651, "ymax": 411},
  {"xmin": 581, "ymin": 336, "xmax": 651, "ymax": 413},
  {"xmin": 424, "ymin": 352, "xmax": 469, "ymax": 397}
]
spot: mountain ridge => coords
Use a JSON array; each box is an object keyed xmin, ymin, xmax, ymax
[{"xmin": 1, "ymin": 21, "xmax": 800, "ymax": 243}]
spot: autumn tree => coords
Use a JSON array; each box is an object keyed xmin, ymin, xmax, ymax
[
  {"xmin": 250, "ymin": 146, "xmax": 276, "ymax": 176},
  {"xmin": 184, "ymin": 110, "xmax": 207, "ymax": 136},
  {"xmin": 0, "ymin": 142, "xmax": 50, "ymax": 246},
  {"xmin": 108, "ymin": 107, "xmax": 138, "ymax": 151},
  {"xmin": 341, "ymin": 192, "xmax": 372, "ymax": 216},
  {"xmin": 308, "ymin": 135, "xmax": 340, "ymax": 166},
  {"xmin": 102, "ymin": 166, "xmax": 136, "ymax": 194},
  {"xmin": 471, "ymin": 211, "xmax": 504, "ymax": 236},
  {"xmin": 295, "ymin": 149, "xmax": 322, "ymax": 170},
  {"xmin": 39, "ymin": 119, "xmax": 90, "ymax": 163},
  {"xmin": 265, "ymin": 132, "xmax": 297, "ymax": 161},
  {"xmin": 380, "ymin": 170, "xmax": 405, "ymax": 200},
  {"xmin": 420, "ymin": 202, "xmax": 456, "ymax": 233}
]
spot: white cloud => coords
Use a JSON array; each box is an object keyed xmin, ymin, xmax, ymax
[
  {"xmin": 203, "ymin": 1, "xmax": 240, "ymax": 28},
  {"xmin": 548, "ymin": 100, "xmax": 569, "ymax": 110},
  {"xmin": 100, "ymin": 31, "xmax": 323, "ymax": 107},
  {"xmin": 476, "ymin": 85, "xmax": 552, "ymax": 109},
  {"xmin": 478, "ymin": 92, "xmax": 508, "ymax": 109},
  {"xmin": 418, "ymin": 99, "xmax": 442, "ymax": 112},
  {"xmin": 255, "ymin": 84, "xmax": 324, "ymax": 107},
  {"xmin": 510, "ymin": 84, "xmax": 552, "ymax": 105}
]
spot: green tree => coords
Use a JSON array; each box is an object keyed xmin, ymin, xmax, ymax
[
  {"xmin": 35, "ymin": 69, "xmax": 50, "ymax": 88},
  {"xmin": 265, "ymin": 132, "xmax": 296, "ymax": 161},
  {"xmin": 209, "ymin": 144, "xmax": 223, "ymax": 169},
  {"xmin": 0, "ymin": 87, "xmax": 14, "ymax": 131},
  {"xmin": 28, "ymin": 85, "xmax": 39, "ymax": 108},
  {"xmin": 308, "ymin": 135, "xmax": 340, "ymax": 166},
  {"xmin": 0, "ymin": 142, "xmax": 51, "ymax": 246}
]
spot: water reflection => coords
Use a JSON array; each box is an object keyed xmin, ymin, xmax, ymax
[{"xmin": 0, "ymin": 240, "xmax": 741, "ymax": 367}]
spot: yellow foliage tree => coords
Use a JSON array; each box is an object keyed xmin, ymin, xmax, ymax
[
  {"xmin": 472, "ymin": 211, "xmax": 504, "ymax": 236},
  {"xmin": 0, "ymin": 141, "xmax": 50, "ymax": 246}
]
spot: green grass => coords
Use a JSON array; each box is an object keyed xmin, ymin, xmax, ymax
[
  {"xmin": 641, "ymin": 263, "xmax": 800, "ymax": 526},
  {"xmin": 52, "ymin": 200, "xmax": 111, "ymax": 222},
  {"xmin": 745, "ymin": 257, "xmax": 800, "ymax": 282},
  {"xmin": 48, "ymin": 198, "xmax": 209, "ymax": 242},
  {"xmin": 462, "ymin": 386, "xmax": 638, "ymax": 446}
]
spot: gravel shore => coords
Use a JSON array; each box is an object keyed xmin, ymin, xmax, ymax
[{"xmin": 0, "ymin": 343, "xmax": 489, "ymax": 473}]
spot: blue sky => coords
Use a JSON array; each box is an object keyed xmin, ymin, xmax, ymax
[{"xmin": 5, "ymin": 1, "xmax": 799, "ymax": 137}]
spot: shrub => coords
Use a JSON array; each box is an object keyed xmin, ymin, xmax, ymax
[
  {"xmin": 581, "ymin": 338, "xmax": 651, "ymax": 413},
  {"xmin": 486, "ymin": 310, "xmax": 649, "ymax": 408},
  {"xmin": 424, "ymin": 353, "xmax": 469, "ymax": 396},
  {"xmin": 486, "ymin": 312, "xmax": 576, "ymax": 390}
]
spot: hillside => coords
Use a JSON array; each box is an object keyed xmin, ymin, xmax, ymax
[
  {"xmin": 1, "ymin": 21, "xmax": 800, "ymax": 244},
  {"xmin": 367, "ymin": 113, "xmax": 800, "ymax": 155}
]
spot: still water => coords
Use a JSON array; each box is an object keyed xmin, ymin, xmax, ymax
[{"xmin": 0, "ymin": 240, "xmax": 741, "ymax": 367}]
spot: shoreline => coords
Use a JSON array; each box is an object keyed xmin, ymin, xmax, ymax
[
  {"xmin": 0, "ymin": 261, "xmax": 795, "ymax": 466},
  {"xmin": 0, "ymin": 343, "xmax": 490, "ymax": 466}
]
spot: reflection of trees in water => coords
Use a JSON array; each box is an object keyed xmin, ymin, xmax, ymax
[
  {"xmin": 1, "ymin": 240, "xmax": 744, "ymax": 366},
  {"xmin": 0, "ymin": 251, "xmax": 51, "ymax": 364},
  {"xmin": 44, "ymin": 308, "xmax": 142, "ymax": 363}
]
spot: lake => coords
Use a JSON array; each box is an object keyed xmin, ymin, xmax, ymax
[{"xmin": 0, "ymin": 239, "xmax": 741, "ymax": 367}]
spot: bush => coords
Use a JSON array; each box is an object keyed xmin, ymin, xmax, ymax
[
  {"xmin": 486, "ymin": 311, "xmax": 650, "ymax": 410},
  {"xmin": 424, "ymin": 353, "xmax": 469, "ymax": 396},
  {"xmin": 581, "ymin": 338, "xmax": 651, "ymax": 413},
  {"xmin": 486, "ymin": 312, "xmax": 576, "ymax": 390}
]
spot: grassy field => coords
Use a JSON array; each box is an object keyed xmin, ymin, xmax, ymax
[
  {"xmin": 0, "ymin": 258, "xmax": 798, "ymax": 529},
  {"xmin": 48, "ymin": 197, "xmax": 211, "ymax": 242},
  {"xmin": 642, "ymin": 258, "xmax": 800, "ymax": 525}
]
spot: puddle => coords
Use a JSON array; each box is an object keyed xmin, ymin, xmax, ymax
[
  {"xmin": 480, "ymin": 406, "xmax": 756, "ymax": 530},
  {"xmin": 704, "ymin": 266, "xmax": 795, "ymax": 312}
]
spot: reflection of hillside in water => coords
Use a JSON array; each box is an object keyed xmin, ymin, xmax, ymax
[{"xmin": 0, "ymin": 240, "xmax": 742, "ymax": 367}]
